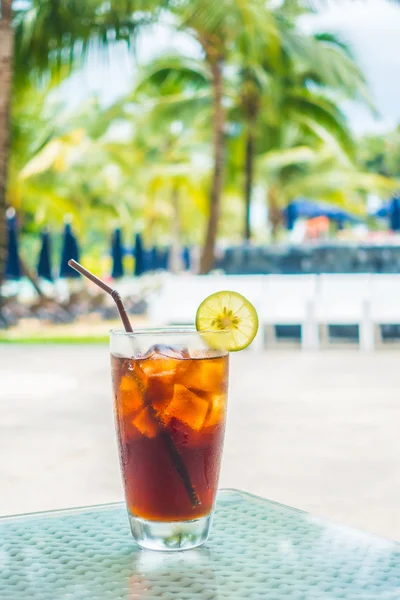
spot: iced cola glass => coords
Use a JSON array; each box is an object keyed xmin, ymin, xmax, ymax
[{"xmin": 110, "ymin": 327, "xmax": 229, "ymax": 551}]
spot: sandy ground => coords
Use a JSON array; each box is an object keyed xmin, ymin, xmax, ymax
[{"xmin": 1, "ymin": 345, "xmax": 400, "ymax": 541}]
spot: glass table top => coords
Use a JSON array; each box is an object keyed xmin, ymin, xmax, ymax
[{"xmin": 1, "ymin": 489, "xmax": 400, "ymax": 599}]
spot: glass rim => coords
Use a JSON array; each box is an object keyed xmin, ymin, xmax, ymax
[{"xmin": 109, "ymin": 326, "xmax": 229, "ymax": 337}]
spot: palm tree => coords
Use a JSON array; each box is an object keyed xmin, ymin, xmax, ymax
[
  {"xmin": 126, "ymin": 1, "xmax": 378, "ymax": 256},
  {"xmin": 163, "ymin": 0, "xmax": 280, "ymax": 272},
  {"xmin": 2, "ymin": 0, "xmax": 399, "ymax": 285},
  {"xmin": 0, "ymin": 0, "xmax": 13, "ymax": 303},
  {"xmin": 0, "ymin": 0, "xmax": 164, "ymax": 308},
  {"xmin": 233, "ymin": 22, "xmax": 373, "ymax": 240},
  {"xmin": 128, "ymin": 0, "xmax": 280, "ymax": 270}
]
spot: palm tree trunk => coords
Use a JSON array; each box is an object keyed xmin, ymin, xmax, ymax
[
  {"xmin": 0, "ymin": 0, "xmax": 13, "ymax": 326},
  {"xmin": 244, "ymin": 129, "xmax": 254, "ymax": 241},
  {"xmin": 267, "ymin": 185, "xmax": 282, "ymax": 241},
  {"xmin": 199, "ymin": 60, "xmax": 224, "ymax": 274}
]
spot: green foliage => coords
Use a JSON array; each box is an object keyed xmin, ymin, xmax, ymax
[
  {"xmin": 8, "ymin": 0, "xmax": 399, "ymax": 262},
  {"xmin": 358, "ymin": 127, "xmax": 400, "ymax": 179},
  {"xmin": 12, "ymin": 0, "xmax": 163, "ymax": 84}
]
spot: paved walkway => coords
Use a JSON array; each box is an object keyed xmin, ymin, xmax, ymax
[{"xmin": 1, "ymin": 345, "xmax": 400, "ymax": 540}]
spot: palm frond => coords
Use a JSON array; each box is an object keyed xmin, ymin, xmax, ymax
[
  {"xmin": 281, "ymin": 25, "xmax": 373, "ymax": 109},
  {"xmin": 285, "ymin": 88, "xmax": 355, "ymax": 160},
  {"xmin": 260, "ymin": 146, "xmax": 317, "ymax": 171},
  {"xmin": 284, "ymin": 166, "xmax": 397, "ymax": 200},
  {"xmin": 313, "ymin": 32, "xmax": 354, "ymax": 59},
  {"xmin": 12, "ymin": 0, "xmax": 162, "ymax": 84},
  {"xmin": 134, "ymin": 54, "xmax": 211, "ymax": 93},
  {"xmin": 175, "ymin": 0, "xmax": 280, "ymax": 60}
]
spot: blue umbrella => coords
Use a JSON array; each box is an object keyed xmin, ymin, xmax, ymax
[
  {"xmin": 283, "ymin": 198, "xmax": 361, "ymax": 225},
  {"xmin": 149, "ymin": 246, "xmax": 159, "ymax": 271},
  {"xmin": 182, "ymin": 247, "xmax": 191, "ymax": 270},
  {"xmin": 151, "ymin": 246, "xmax": 169, "ymax": 271},
  {"xmin": 373, "ymin": 197, "xmax": 400, "ymax": 231},
  {"xmin": 111, "ymin": 228, "xmax": 124, "ymax": 279},
  {"xmin": 144, "ymin": 249, "xmax": 154, "ymax": 272},
  {"xmin": 5, "ymin": 211, "xmax": 22, "ymax": 280},
  {"xmin": 133, "ymin": 233, "xmax": 145, "ymax": 276},
  {"xmin": 283, "ymin": 199, "xmax": 321, "ymax": 221},
  {"xmin": 384, "ymin": 197, "xmax": 400, "ymax": 231},
  {"xmin": 374, "ymin": 203, "xmax": 389, "ymax": 219},
  {"xmin": 161, "ymin": 247, "xmax": 170, "ymax": 270},
  {"xmin": 323, "ymin": 205, "xmax": 361, "ymax": 224},
  {"xmin": 154, "ymin": 246, "xmax": 169, "ymax": 270},
  {"xmin": 285, "ymin": 202, "xmax": 298, "ymax": 230},
  {"xmin": 37, "ymin": 230, "xmax": 53, "ymax": 281},
  {"xmin": 374, "ymin": 199, "xmax": 393, "ymax": 218},
  {"xmin": 59, "ymin": 223, "xmax": 80, "ymax": 278},
  {"xmin": 391, "ymin": 198, "xmax": 400, "ymax": 231}
]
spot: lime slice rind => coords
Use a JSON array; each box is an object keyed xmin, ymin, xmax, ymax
[{"xmin": 196, "ymin": 290, "xmax": 259, "ymax": 352}]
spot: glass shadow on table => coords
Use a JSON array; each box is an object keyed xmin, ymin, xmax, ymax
[
  {"xmin": 1, "ymin": 490, "xmax": 400, "ymax": 599},
  {"xmin": 130, "ymin": 547, "xmax": 220, "ymax": 599}
]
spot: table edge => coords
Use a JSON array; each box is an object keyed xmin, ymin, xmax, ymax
[
  {"xmin": 0, "ymin": 489, "xmax": 254, "ymax": 522},
  {"xmin": 1, "ymin": 488, "xmax": 399, "ymax": 548}
]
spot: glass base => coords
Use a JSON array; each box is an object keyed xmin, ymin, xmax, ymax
[{"xmin": 128, "ymin": 513, "xmax": 212, "ymax": 551}]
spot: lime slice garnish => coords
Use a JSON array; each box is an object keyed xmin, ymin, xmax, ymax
[{"xmin": 196, "ymin": 290, "xmax": 259, "ymax": 352}]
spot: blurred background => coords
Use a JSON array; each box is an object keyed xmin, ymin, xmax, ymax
[{"xmin": 1, "ymin": 0, "xmax": 400, "ymax": 540}]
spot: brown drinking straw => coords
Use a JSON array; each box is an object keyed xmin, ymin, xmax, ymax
[
  {"xmin": 68, "ymin": 259, "xmax": 133, "ymax": 332},
  {"xmin": 67, "ymin": 259, "xmax": 200, "ymax": 508}
]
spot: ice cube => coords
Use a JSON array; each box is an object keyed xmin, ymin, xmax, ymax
[
  {"xmin": 179, "ymin": 358, "xmax": 227, "ymax": 394},
  {"xmin": 138, "ymin": 352, "xmax": 191, "ymax": 416},
  {"xmin": 139, "ymin": 354, "xmax": 180, "ymax": 379},
  {"xmin": 163, "ymin": 384, "xmax": 209, "ymax": 431},
  {"xmin": 126, "ymin": 360, "xmax": 148, "ymax": 388},
  {"xmin": 141, "ymin": 344, "xmax": 187, "ymax": 360},
  {"xmin": 165, "ymin": 344, "xmax": 193, "ymax": 359},
  {"xmin": 185, "ymin": 348, "xmax": 222, "ymax": 360},
  {"xmin": 204, "ymin": 394, "xmax": 226, "ymax": 428},
  {"xmin": 118, "ymin": 374, "xmax": 144, "ymax": 415},
  {"xmin": 146, "ymin": 378, "xmax": 174, "ymax": 414},
  {"xmin": 132, "ymin": 407, "xmax": 158, "ymax": 438}
]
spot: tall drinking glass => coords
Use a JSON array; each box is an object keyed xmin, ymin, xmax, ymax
[{"xmin": 110, "ymin": 327, "xmax": 229, "ymax": 551}]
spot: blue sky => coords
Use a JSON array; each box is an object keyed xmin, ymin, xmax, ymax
[
  {"xmin": 64, "ymin": 0, "xmax": 400, "ymax": 135},
  {"xmin": 302, "ymin": 0, "xmax": 400, "ymax": 134}
]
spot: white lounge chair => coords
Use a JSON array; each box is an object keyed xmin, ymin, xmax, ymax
[
  {"xmin": 259, "ymin": 275, "xmax": 318, "ymax": 350},
  {"xmin": 370, "ymin": 274, "xmax": 400, "ymax": 346},
  {"xmin": 314, "ymin": 274, "xmax": 373, "ymax": 350}
]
